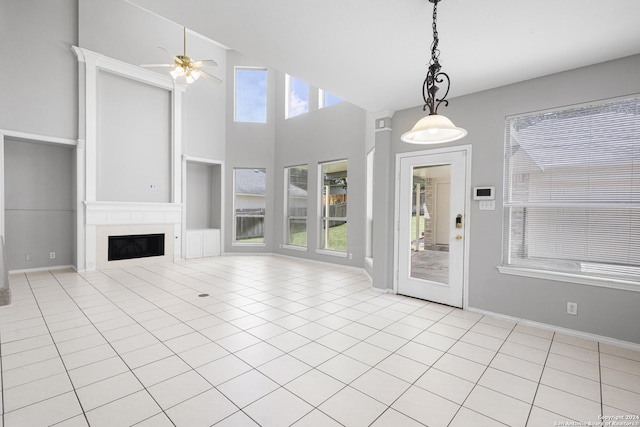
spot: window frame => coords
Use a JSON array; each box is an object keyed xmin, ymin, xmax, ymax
[
  {"xmin": 318, "ymin": 89, "xmax": 344, "ymax": 109},
  {"xmin": 499, "ymin": 94, "xmax": 640, "ymax": 292},
  {"xmin": 316, "ymin": 159, "xmax": 348, "ymax": 257},
  {"xmin": 232, "ymin": 167, "xmax": 267, "ymax": 246},
  {"xmin": 285, "ymin": 74, "xmax": 309, "ymax": 119},
  {"xmin": 283, "ymin": 164, "xmax": 308, "ymax": 251}
]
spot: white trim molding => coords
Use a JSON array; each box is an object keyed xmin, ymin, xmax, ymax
[
  {"xmin": 468, "ymin": 306, "xmax": 640, "ymax": 352},
  {"xmin": 497, "ymin": 265, "xmax": 640, "ymax": 293},
  {"xmin": 73, "ymin": 46, "xmax": 186, "ymax": 270}
]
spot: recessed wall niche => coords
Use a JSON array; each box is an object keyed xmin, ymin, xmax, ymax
[
  {"xmin": 96, "ymin": 70, "xmax": 171, "ymax": 203},
  {"xmin": 186, "ymin": 161, "xmax": 222, "ymax": 230}
]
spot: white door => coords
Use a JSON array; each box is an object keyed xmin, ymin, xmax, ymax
[{"xmin": 396, "ymin": 148, "xmax": 469, "ymax": 307}]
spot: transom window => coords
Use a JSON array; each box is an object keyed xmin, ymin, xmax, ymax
[
  {"xmin": 319, "ymin": 89, "xmax": 343, "ymax": 109},
  {"xmin": 285, "ymin": 74, "xmax": 309, "ymax": 119},
  {"xmin": 235, "ymin": 68, "xmax": 267, "ymax": 123},
  {"xmin": 502, "ymin": 95, "xmax": 640, "ymax": 285}
]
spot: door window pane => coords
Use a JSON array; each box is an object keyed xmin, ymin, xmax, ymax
[{"xmin": 410, "ymin": 165, "xmax": 450, "ymax": 285}]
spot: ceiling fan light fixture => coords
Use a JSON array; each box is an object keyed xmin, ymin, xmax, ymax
[
  {"xmin": 170, "ymin": 66, "xmax": 184, "ymax": 78},
  {"xmin": 401, "ymin": 0, "xmax": 467, "ymax": 144}
]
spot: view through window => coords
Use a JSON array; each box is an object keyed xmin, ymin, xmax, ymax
[
  {"xmin": 234, "ymin": 168, "xmax": 266, "ymax": 244},
  {"xmin": 235, "ymin": 68, "xmax": 267, "ymax": 123},
  {"xmin": 285, "ymin": 165, "xmax": 308, "ymax": 247},
  {"xmin": 320, "ymin": 160, "xmax": 348, "ymax": 252},
  {"xmin": 503, "ymin": 96, "xmax": 640, "ymax": 283}
]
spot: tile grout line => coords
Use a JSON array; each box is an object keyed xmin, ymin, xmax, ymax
[
  {"xmin": 1, "ymin": 317, "xmax": 5, "ymax": 427},
  {"xmin": 16, "ymin": 270, "xmax": 92, "ymax": 426},
  {"xmin": 442, "ymin": 316, "xmax": 517, "ymax": 427},
  {"xmin": 522, "ymin": 330, "xmax": 554, "ymax": 427},
  {"xmin": 45, "ymin": 269, "xmax": 181, "ymax": 426},
  {"xmin": 598, "ymin": 341, "xmax": 604, "ymax": 420}
]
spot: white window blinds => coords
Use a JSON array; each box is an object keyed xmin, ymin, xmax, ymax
[{"xmin": 503, "ymin": 96, "xmax": 640, "ymax": 282}]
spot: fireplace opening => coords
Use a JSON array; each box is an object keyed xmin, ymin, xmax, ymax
[{"xmin": 108, "ymin": 233, "xmax": 165, "ymax": 261}]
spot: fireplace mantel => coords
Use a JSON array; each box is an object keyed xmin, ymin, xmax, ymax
[{"xmin": 85, "ymin": 201, "xmax": 182, "ymax": 225}]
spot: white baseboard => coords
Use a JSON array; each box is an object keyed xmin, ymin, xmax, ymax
[
  {"xmin": 9, "ymin": 265, "xmax": 76, "ymax": 274},
  {"xmin": 467, "ymin": 306, "xmax": 640, "ymax": 352}
]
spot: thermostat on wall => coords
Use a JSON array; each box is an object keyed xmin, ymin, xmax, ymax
[{"xmin": 473, "ymin": 186, "xmax": 495, "ymax": 200}]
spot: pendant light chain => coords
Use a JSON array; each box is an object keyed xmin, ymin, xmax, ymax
[
  {"xmin": 430, "ymin": 0, "xmax": 440, "ymax": 67},
  {"xmin": 400, "ymin": 0, "xmax": 467, "ymax": 144},
  {"xmin": 423, "ymin": 0, "xmax": 450, "ymax": 115}
]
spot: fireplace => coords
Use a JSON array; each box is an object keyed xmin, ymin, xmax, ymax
[{"xmin": 108, "ymin": 233, "xmax": 165, "ymax": 261}]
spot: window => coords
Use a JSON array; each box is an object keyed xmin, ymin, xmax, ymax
[
  {"xmin": 502, "ymin": 96, "xmax": 640, "ymax": 285},
  {"xmin": 319, "ymin": 89, "xmax": 343, "ymax": 109},
  {"xmin": 319, "ymin": 160, "xmax": 348, "ymax": 252},
  {"xmin": 233, "ymin": 168, "xmax": 266, "ymax": 244},
  {"xmin": 285, "ymin": 74, "xmax": 309, "ymax": 119},
  {"xmin": 235, "ymin": 68, "xmax": 267, "ymax": 123},
  {"xmin": 365, "ymin": 149, "xmax": 375, "ymax": 262},
  {"xmin": 285, "ymin": 165, "xmax": 308, "ymax": 247}
]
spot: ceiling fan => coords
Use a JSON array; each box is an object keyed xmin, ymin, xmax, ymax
[{"xmin": 141, "ymin": 27, "xmax": 222, "ymax": 84}]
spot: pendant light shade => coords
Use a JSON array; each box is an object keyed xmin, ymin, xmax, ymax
[
  {"xmin": 401, "ymin": 114, "xmax": 467, "ymax": 144},
  {"xmin": 402, "ymin": 0, "xmax": 467, "ymax": 144}
]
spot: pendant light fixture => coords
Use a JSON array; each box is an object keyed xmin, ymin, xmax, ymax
[{"xmin": 401, "ymin": 0, "xmax": 467, "ymax": 144}]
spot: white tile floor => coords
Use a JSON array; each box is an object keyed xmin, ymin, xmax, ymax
[{"xmin": 0, "ymin": 255, "xmax": 639, "ymax": 427}]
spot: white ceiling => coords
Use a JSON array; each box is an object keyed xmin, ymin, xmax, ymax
[{"xmin": 127, "ymin": 0, "xmax": 640, "ymax": 114}]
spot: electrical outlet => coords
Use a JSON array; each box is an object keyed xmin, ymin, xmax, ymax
[
  {"xmin": 566, "ymin": 302, "xmax": 578, "ymax": 316},
  {"xmin": 50, "ymin": 252, "xmax": 56, "ymax": 259},
  {"xmin": 25, "ymin": 253, "xmax": 31, "ymax": 261}
]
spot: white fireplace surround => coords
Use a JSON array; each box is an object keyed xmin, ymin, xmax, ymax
[
  {"xmin": 74, "ymin": 46, "xmax": 185, "ymax": 271},
  {"xmin": 85, "ymin": 202, "xmax": 181, "ymax": 270}
]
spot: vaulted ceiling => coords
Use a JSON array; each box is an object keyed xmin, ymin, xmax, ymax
[{"xmin": 126, "ymin": 0, "xmax": 640, "ymax": 113}]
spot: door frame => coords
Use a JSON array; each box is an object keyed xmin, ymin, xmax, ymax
[{"xmin": 393, "ymin": 145, "xmax": 472, "ymax": 309}]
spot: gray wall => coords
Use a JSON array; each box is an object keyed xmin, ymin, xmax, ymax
[
  {"xmin": 96, "ymin": 71, "xmax": 171, "ymax": 202},
  {"xmin": 79, "ymin": 0, "xmax": 227, "ymax": 161},
  {"xmin": 224, "ymin": 51, "xmax": 276, "ymax": 253},
  {"xmin": 223, "ymin": 51, "xmax": 371, "ymax": 266},
  {"xmin": 4, "ymin": 139, "xmax": 75, "ymax": 270},
  {"xmin": 273, "ymin": 71, "xmax": 370, "ymax": 267},
  {"xmin": 385, "ymin": 54, "xmax": 640, "ymax": 343},
  {"xmin": 0, "ymin": 0, "xmax": 78, "ymax": 140}
]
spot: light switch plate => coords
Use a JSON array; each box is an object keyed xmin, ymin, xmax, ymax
[{"xmin": 479, "ymin": 200, "xmax": 495, "ymax": 210}]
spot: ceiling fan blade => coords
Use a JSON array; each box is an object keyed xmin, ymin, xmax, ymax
[
  {"xmin": 193, "ymin": 59, "xmax": 218, "ymax": 67},
  {"xmin": 199, "ymin": 69, "xmax": 223, "ymax": 84},
  {"xmin": 159, "ymin": 46, "xmax": 182, "ymax": 63},
  {"xmin": 140, "ymin": 64, "xmax": 175, "ymax": 68}
]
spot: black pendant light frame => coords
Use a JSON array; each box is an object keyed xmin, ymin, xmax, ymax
[{"xmin": 423, "ymin": 0, "xmax": 451, "ymax": 116}]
